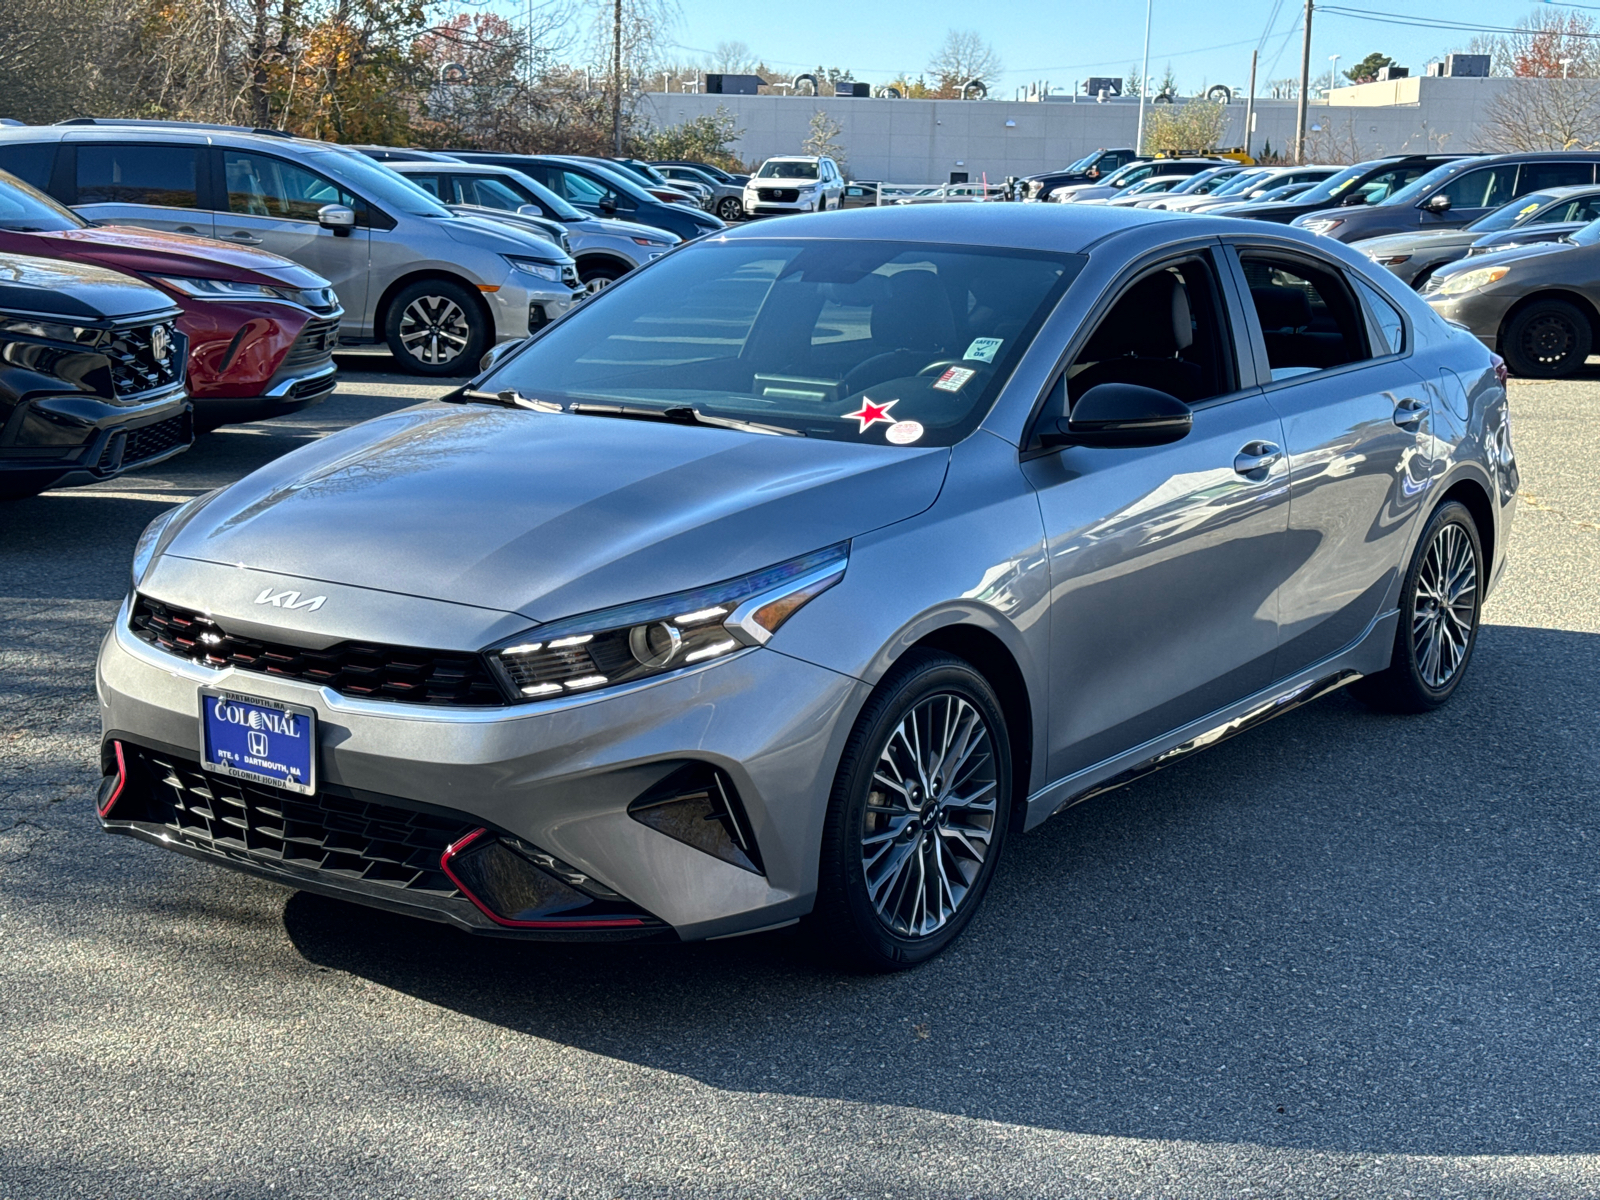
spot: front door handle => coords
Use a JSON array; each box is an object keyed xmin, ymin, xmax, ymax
[
  {"xmin": 1393, "ymin": 396, "xmax": 1430, "ymax": 428},
  {"xmin": 1234, "ymin": 441, "xmax": 1283, "ymax": 476},
  {"xmin": 222, "ymin": 231, "xmax": 262, "ymax": 244},
  {"xmin": 174, "ymin": 225, "xmax": 200, "ymax": 234}
]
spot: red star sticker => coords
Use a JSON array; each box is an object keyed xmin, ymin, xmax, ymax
[{"xmin": 842, "ymin": 397, "xmax": 897, "ymax": 433}]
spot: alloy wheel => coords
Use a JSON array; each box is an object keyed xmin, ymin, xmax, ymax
[
  {"xmin": 861, "ymin": 693, "xmax": 998, "ymax": 938},
  {"xmin": 585, "ymin": 275, "xmax": 613, "ymax": 296},
  {"xmin": 1412, "ymin": 521, "xmax": 1478, "ymax": 688},
  {"xmin": 398, "ymin": 295, "xmax": 471, "ymax": 366}
]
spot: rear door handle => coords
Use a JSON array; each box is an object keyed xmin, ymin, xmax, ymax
[
  {"xmin": 222, "ymin": 231, "xmax": 262, "ymax": 244},
  {"xmin": 1234, "ymin": 441, "xmax": 1283, "ymax": 476},
  {"xmin": 1393, "ymin": 396, "xmax": 1430, "ymax": 427}
]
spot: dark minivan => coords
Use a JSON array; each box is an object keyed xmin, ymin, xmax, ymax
[
  {"xmin": 448, "ymin": 152, "xmax": 724, "ymax": 242},
  {"xmin": 1293, "ymin": 152, "xmax": 1600, "ymax": 242}
]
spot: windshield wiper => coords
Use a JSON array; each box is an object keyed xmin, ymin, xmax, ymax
[
  {"xmin": 569, "ymin": 402, "xmax": 802, "ymax": 436},
  {"xmin": 447, "ymin": 387, "xmax": 562, "ymax": 411}
]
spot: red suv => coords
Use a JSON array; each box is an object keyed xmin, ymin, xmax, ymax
[{"xmin": 0, "ymin": 169, "xmax": 341, "ymax": 430}]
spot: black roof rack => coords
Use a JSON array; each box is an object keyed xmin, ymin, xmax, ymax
[{"xmin": 53, "ymin": 118, "xmax": 295, "ymax": 138}]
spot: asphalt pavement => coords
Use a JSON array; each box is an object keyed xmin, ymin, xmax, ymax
[{"xmin": 2, "ymin": 353, "xmax": 1598, "ymax": 1199}]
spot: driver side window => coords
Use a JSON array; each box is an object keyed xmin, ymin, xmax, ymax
[{"xmin": 1065, "ymin": 254, "xmax": 1237, "ymax": 406}]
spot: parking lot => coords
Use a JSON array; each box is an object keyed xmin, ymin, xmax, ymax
[{"xmin": 2, "ymin": 353, "xmax": 1598, "ymax": 1199}]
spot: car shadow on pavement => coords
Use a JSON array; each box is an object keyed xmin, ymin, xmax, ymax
[{"xmin": 282, "ymin": 622, "xmax": 1600, "ymax": 1158}]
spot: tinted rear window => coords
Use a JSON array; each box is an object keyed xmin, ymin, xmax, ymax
[
  {"xmin": 0, "ymin": 142, "xmax": 57, "ymax": 191},
  {"xmin": 77, "ymin": 144, "xmax": 200, "ymax": 208}
]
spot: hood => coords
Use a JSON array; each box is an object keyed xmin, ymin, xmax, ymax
[
  {"xmin": 441, "ymin": 214, "xmax": 569, "ymax": 260},
  {"xmin": 0, "ymin": 252, "xmax": 174, "ymax": 320},
  {"xmin": 162, "ymin": 403, "xmax": 951, "ymax": 622},
  {"xmin": 30, "ymin": 224, "xmax": 326, "ymax": 287},
  {"xmin": 1352, "ymin": 229, "xmax": 1480, "ymax": 256},
  {"xmin": 1473, "ymin": 223, "xmax": 1585, "ymax": 249},
  {"xmin": 1432, "ymin": 238, "xmax": 1576, "ymax": 281},
  {"xmin": 575, "ymin": 215, "xmax": 679, "ymax": 244}
]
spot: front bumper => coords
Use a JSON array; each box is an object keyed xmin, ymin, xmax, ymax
[
  {"xmin": 96, "ymin": 589, "xmax": 869, "ymax": 940},
  {"xmin": 1, "ymin": 386, "xmax": 193, "ymax": 494},
  {"xmin": 488, "ymin": 277, "xmax": 584, "ymax": 343},
  {"xmin": 742, "ymin": 193, "xmax": 822, "ymax": 217},
  {"xmin": 1424, "ymin": 290, "xmax": 1518, "ymax": 352}
]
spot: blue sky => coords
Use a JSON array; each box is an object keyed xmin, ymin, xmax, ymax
[{"xmin": 491, "ymin": 1, "xmax": 1559, "ymax": 95}]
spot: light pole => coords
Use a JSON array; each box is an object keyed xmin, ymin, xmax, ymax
[
  {"xmin": 1135, "ymin": 0, "xmax": 1153, "ymax": 154},
  {"xmin": 1328, "ymin": 53, "xmax": 1340, "ymax": 96}
]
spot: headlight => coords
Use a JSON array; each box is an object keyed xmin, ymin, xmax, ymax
[
  {"xmin": 631, "ymin": 235, "xmax": 669, "ymax": 247},
  {"xmin": 1300, "ymin": 218, "xmax": 1342, "ymax": 234},
  {"xmin": 154, "ymin": 276, "xmax": 337, "ymax": 308},
  {"xmin": 505, "ymin": 257, "xmax": 563, "ymax": 282},
  {"xmin": 1431, "ymin": 265, "xmax": 1510, "ymax": 297},
  {"xmin": 0, "ymin": 318, "xmax": 104, "ymax": 346},
  {"xmin": 488, "ymin": 545, "xmax": 847, "ymax": 702}
]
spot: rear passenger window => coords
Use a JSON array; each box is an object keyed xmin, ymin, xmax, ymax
[
  {"xmin": 1518, "ymin": 162, "xmax": 1594, "ymax": 192},
  {"xmin": 77, "ymin": 144, "xmax": 200, "ymax": 208},
  {"xmin": 1354, "ymin": 278, "xmax": 1405, "ymax": 356},
  {"xmin": 404, "ymin": 173, "xmax": 444, "ymax": 198},
  {"xmin": 1239, "ymin": 254, "xmax": 1371, "ymax": 380},
  {"xmin": 0, "ymin": 143, "xmax": 57, "ymax": 191}
]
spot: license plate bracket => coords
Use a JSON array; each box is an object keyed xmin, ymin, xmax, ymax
[{"xmin": 199, "ymin": 688, "xmax": 317, "ymax": 795}]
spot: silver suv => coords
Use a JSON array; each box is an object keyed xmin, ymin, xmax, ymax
[{"xmin": 0, "ymin": 121, "xmax": 585, "ymax": 375}]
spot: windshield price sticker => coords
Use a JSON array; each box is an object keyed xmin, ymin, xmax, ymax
[
  {"xmin": 933, "ymin": 366, "xmax": 978, "ymax": 393},
  {"xmin": 964, "ymin": 337, "xmax": 1003, "ymax": 363},
  {"xmin": 885, "ymin": 420, "xmax": 924, "ymax": 445}
]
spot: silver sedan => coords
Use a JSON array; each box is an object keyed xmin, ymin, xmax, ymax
[{"xmin": 99, "ymin": 205, "xmax": 1516, "ymax": 970}]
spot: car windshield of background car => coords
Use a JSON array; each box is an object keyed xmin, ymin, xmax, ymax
[
  {"xmin": 501, "ymin": 170, "xmax": 586, "ymax": 221},
  {"xmin": 459, "ymin": 175, "xmax": 537, "ymax": 211},
  {"xmin": 0, "ymin": 171, "xmax": 86, "ymax": 232},
  {"xmin": 1295, "ymin": 161, "xmax": 1382, "ymax": 205},
  {"xmin": 759, "ymin": 161, "xmax": 820, "ymax": 179},
  {"xmin": 1381, "ymin": 160, "xmax": 1476, "ymax": 208},
  {"xmin": 1468, "ymin": 192, "xmax": 1561, "ymax": 233},
  {"xmin": 1564, "ymin": 217, "xmax": 1600, "ymax": 246},
  {"xmin": 312, "ymin": 150, "xmax": 454, "ymax": 217},
  {"xmin": 480, "ymin": 238, "xmax": 1083, "ymax": 448},
  {"xmin": 1212, "ymin": 170, "xmax": 1271, "ymax": 196}
]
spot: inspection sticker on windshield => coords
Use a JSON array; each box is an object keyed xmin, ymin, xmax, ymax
[
  {"xmin": 964, "ymin": 337, "xmax": 1003, "ymax": 363},
  {"xmin": 885, "ymin": 420, "xmax": 924, "ymax": 445},
  {"xmin": 933, "ymin": 365, "xmax": 978, "ymax": 393}
]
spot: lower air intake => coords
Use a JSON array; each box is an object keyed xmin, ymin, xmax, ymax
[{"xmin": 628, "ymin": 762, "xmax": 763, "ymax": 874}]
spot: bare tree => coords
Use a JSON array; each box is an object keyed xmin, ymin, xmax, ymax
[
  {"xmin": 802, "ymin": 108, "xmax": 847, "ymax": 174},
  {"xmin": 1481, "ymin": 77, "xmax": 1600, "ymax": 150},
  {"xmin": 1456, "ymin": 11, "xmax": 1599, "ymax": 77},
  {"xmin": 927, "ymin": 29, "xmax": 1001, "ymax": 94},
  {"xmin": 712, "ymin": 40, "xmax": 756, "ymax": 73}
]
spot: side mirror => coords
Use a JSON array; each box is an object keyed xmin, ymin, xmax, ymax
[
  {"xmin": 516, "ymin": 203, "xmax": 546, "ymax": 219},
  {"xmin": 599, "ymin": 197, "xmax": 618, "ymax": 215},
  {"xmin": 478, "ymin": 338, "xmax": 527, "ymax": 375},
  {"xmin": 317, "ymin": 204, "xmax": 356, "ymax": 235},
  {"xmin": 1339, "ymin": 192, "xmax": 1367, "ymax": 206},
  {"xmin": 1041, "ymin": 383, "xmax": 1193, "ymax": 449},
  {"xmin": 1422, "ymin": 193, "xmax": 1452, "ymax": 214}
]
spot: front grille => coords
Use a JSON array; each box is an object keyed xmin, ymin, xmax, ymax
[
  {"xmin": 123, "ymin": 413, "xmax": 192, "ymax": 466},
  {"xmin": 758, "ymin": 188, "xmax": 799, "ymax": 203},
  {"xmin": 124, "ymin": 745, "xmax": 472, "ymax": 895},
  {"xmin": 130, "ymin": 596, "xmax": 507, "ymax": 707},
  {"xmin": 281, "ymin": 317, "xmax": 340, "ymax": 370},
  {"xmin": 108, "ymin": 321, "xmax": 183, "ymax": 398}
]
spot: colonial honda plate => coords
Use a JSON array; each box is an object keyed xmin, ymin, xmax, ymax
[{"xmin": 198, "ymin": 689, "xmax": 316, "ymax": 795}]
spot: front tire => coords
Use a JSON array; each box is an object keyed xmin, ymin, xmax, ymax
[
  {"xmin": 809, "ymin": 651, "xmax": 1012, "ymax": 971},
  {"xmin": 384, "ymin": 279, "xmax": 488, "ymax": 376},
  {"xmin": 1501, "ymin": 299, "xmax": 1592, "ymax": 378},
  {"xmin": 716, "ymin": 196, "xmax": 743, "ymax": 221},
  {"xmin": 579, "ymin": 261, "xmax": 628, "ymax": 296},
  {"xmin": 1352, "ymin": 500, "xmax": 1483, "ymax": 713}
]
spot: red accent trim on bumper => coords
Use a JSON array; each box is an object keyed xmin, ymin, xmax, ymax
[
  {"xmin": 99, "ymin": 741, "xmax": 128, "ymax": 818},
  {"xmin": 439, "ymin": 828, "xmax": 648, "ymax": 929}
]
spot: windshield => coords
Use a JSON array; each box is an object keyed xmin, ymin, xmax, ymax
[
  {"xmin": 0, "ymin": 170, "xmax": 86, "ymax": 232},
  {"xmin": 311, "ymin": 150, "xmax": 454, "ymax": 217},
  {"xmin": 1294, "ymin": 161, "xmax": 1380, "ymax": 205},
  {"xmin": 1171, "ymin": 169, "xmax": 1232, "ymax": 195},
  {"xmin": 1064, "ymin": 152, "xmax": 1100, "ymax": 173},
  {"xmin": 1212, "ymin": 170, "xmax": 1270, "ymax": 196},
  {"xmin": 759, "ymin": 160, "xmax": 819, "ymax": 179},
  {"xmin": 479, "ymin": 238, "xmax": 1082, "ymax": 447},
  {"xmin": 1382, "ymin": 159, "xmax": 1472, "ymax": 207},
  {"xmin": 1468, "ymin": 192, "xmax": 1558, "ymax": 232},
  {"xmin": 1567, "ymin": 217, "xmax": 1600, "ymax": 246}
]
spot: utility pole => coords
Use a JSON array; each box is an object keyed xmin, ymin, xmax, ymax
[
  {"xmin": 612, "ymin": 0, "xmax": 623, "ymax": 155},
  {"xmin": 1294, "ymin": 0, "xmax": 1313, "ymax": 163},
  {"xmin": 1135, "ymin": 0, "xmax": 1153, "ymax": 154},
  {"xmin": 1243, "ymin": 49, "xmax": 1258, "ymax": 159}
]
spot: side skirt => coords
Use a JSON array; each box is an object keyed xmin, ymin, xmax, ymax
[{"xmin": 1023, "ymin": 608, "xmax": 1399, "ymax": 831}]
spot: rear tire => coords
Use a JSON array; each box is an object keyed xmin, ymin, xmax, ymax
[
  {"xmin": 1352, "ymin": 500, "xmax": 1483, "ymax": 713},
  {"xmin": 808, "ymin": 650, "xmax": 1012, "ymax": 972},
  {"xmin": 384, "ymin": 279, "xmax": 489, "ymax": 376},
  {"xmin": 1501, "ymin": 299, "xmax": 1592, "ymax": 378}
]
